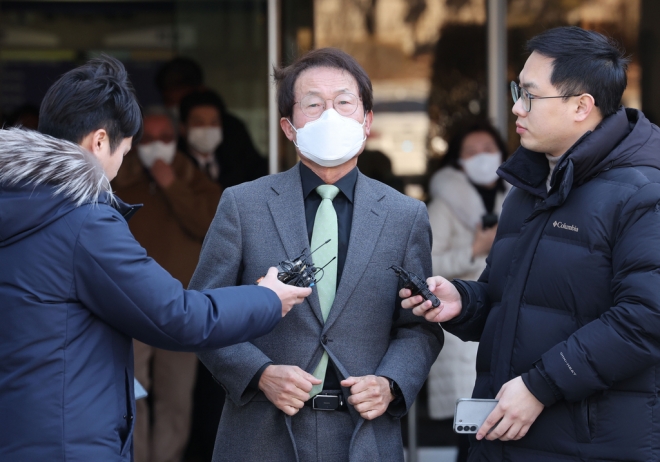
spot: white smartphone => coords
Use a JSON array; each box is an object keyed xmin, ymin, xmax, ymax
[{"xmin": 453, "ymin": 398, "xmax": 498, "ymax": 434}]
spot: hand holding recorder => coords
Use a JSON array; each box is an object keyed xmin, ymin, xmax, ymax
[
  {"xmin": 399, "ymin": 275, "xmax": 463, "ymax": 323},
  {"xmin": 258, "ymin": 267, "xmax": 312, "ymax": 316}
]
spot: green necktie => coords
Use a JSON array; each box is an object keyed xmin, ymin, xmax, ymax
[{"xmin": 309, "ymin": 184, "xmax": 339, "ymax": 397}]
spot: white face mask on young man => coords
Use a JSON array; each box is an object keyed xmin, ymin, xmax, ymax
[
  {"xmin": 459, "ymin": 152, "xmax": 502, "ymax": 186},
  {"xmin": 188, "ymin": 127, "xmax": 223, "ymax": 154},
  {"xmin": 137, "ymin": 141, "xmax": 177, "ymax": 168},
  {"xmin": 287, "ymin": 109, "xmax": 366, "ymax": 168}
]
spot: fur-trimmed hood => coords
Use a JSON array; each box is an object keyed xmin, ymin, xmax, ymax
[
  {"xmin": 0, "ymin": 127, "xmax": 112, "ymax": 206},
  {"xmin": 0, "ymin": 128, "xmax": 115, "ymax": 246}
]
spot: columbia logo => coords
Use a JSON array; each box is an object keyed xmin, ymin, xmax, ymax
[{"xmin": 553, "ymin": 221, "xmax": 579, "ymax": 232}]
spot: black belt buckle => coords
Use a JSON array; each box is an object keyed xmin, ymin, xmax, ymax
[{"xmin": 312, "ymin": 393, "xmax": 344, "ymax": 411}]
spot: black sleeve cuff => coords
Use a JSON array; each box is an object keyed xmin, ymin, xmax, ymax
[
  {"xmin": 248, "ymin": 362, "xmax": 273, "ymax": 390},
  {"xmin": 521, "ymin": 361, "xmax": 563, "ymax": 407},
  {"xmin": 440, "ymin": 280, "xmax": 471, "ymax": 326}
]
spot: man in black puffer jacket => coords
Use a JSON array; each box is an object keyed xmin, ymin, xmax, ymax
[{"xmin": 403, "ymin": 26, "xmax": 660, "ymax": 461}]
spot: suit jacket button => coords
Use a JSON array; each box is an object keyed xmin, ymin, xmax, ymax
[{"xmin": 321, "ymin": 335, "xmax": 328, "ymax": 345}]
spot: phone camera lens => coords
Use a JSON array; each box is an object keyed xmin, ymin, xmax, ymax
[
  {"xmin": 457, "ymin": 426, "xmax": 464, "ymax": 431},
  {"xmin": 470, "ymin": 426, "xmax": 477, "ymax": 432}
]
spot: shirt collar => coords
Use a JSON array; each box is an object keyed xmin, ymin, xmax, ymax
[{"xmin": 299, "ymin": 162, "xmax": 357, "ymax": 203}]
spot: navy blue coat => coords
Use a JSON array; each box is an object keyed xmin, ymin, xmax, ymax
[
  {"xmin": 0, "ymin": 129, "xmax": 282, "ymax": 462},
  {"xmin": 445, "ymin": 108, "xmax": 660, "ymax": 461}
]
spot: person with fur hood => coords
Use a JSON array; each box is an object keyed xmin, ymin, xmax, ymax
[
  {"xmin": 425, "ymin": 120, "xmax": 509, "ymax": 460},
  {"xmin": 0, "ymin": 56, "xmax": 311, "ymax": 462}
]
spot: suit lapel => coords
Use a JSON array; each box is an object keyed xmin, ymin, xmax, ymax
[
  {"xmin": 267, "ymin": 164, "xmax": 323, "ymax": 323},
  {"xmin": 324, "ymin": 173, "xmax": 387, "ymax": 330}
]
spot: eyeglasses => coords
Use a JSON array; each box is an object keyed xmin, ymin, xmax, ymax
[
  {"xmin": 510, "ymin": 81, "xmax": 583, "ymax": 113},
  {"xmin": 295, "ymin": 92, "xmax": 360, "ymax": 119}
]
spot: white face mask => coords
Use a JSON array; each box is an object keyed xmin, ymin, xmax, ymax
[
  {"xmin": 459, "ymin": 152, "xmax": 502, "ymax": 186},
  {"xmin": 137, "ymin": 141, "xmax": 177, "ymax": 168},
  {"xmin": 288, "ymin": 109, "xmax": 366, "ymax": 168},
  {"xmin": 188, "ymin": 127, "xmax": 223, "ymax": 154}
]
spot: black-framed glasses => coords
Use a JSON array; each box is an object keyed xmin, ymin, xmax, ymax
[
  {"xmin": 295, "ymin": 92, "xmax": 360, "ymax": 119},
  {"xmin": 510, "ymin": 81, "xmax": 583, "ymax": 112}
]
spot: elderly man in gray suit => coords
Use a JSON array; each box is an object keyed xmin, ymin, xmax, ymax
[{"xmin": 190, "ymin": 48, "xmax": 443, "ymax": 462}]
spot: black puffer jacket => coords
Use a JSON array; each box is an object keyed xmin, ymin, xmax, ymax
[{"xmin": 445, "ymin": 107, "xmax": 660, "ymax": 461}]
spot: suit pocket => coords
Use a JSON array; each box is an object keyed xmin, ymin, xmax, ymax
[
  {"xmin": 118, "ymin": 368, "xmax": 135, "ymax": 455},
  {"xmin": 571, "ymin": 394, "xmax": 599, "ymax": 443},
  {"xmin": 571, "ymin": 398, "xmax": 591, "ymax": 443}
]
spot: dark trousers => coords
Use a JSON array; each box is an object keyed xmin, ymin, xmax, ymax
[{"xmin": 291, "ymin": 406, "xmax": 355, "ymax": 462}]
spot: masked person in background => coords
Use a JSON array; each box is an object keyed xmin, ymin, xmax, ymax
[
  {"xmin": 425, "ymin": 119, "xmax": 509, "ymax": 462},
  {"xmin": 189, "ymin": 48, "xmax": 443, "ymax": 462},
  {"xmin": 179, "ymin": 89, "xmax": 268, "ymax": 189},
  {"xmin": 112, "ymin": 108, "xmax": 221, "ymax": 462}
]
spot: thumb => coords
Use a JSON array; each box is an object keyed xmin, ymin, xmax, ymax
[
  {"xmin": 296, "ymin": 286, "xmax": 312, "ymax": 297},
  {"xmin": 299, "ymin": 369, "xmax": 322, "ymax": 384},
  {"xmin": 340, "ymin": 376, "xmax": 359, "ymax": 387},
  {"xmin": 266, "ymin": 266, "xmax": 279, "ymax": 278}
]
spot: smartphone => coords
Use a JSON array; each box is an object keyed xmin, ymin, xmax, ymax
[{"xmin": 453, "ymin": 398, "xmax": 498, "ymax": 434}]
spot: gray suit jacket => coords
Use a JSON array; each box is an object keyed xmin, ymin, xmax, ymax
[{"xmin": 190, "ymin": 164, "xmax": 443, "ymax": 461}]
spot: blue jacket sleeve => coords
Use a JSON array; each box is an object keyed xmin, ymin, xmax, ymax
[{"xmin": 71, "ymin": 205, "xmax": 282, "ymax": 351}]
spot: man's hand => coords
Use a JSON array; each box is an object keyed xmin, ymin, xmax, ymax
[
  {"xmin": 341, "ymin": 375, "xmax": 393, "ymax": 420},
  {"xmin": 259, "ymin": 267, "xmax": 312, "ymax": 316},
  {"xmin": 150, "ymin": 159, "xmax": 176, "ymax": 188},
  {"xmin": 399, "ymin": 276, "xmax": 462, "ymax": 323},
  {"xmin": 477, "ymin": 376, "xmax": 544, "ymax": 441},
  {"xmin": 472, "ymin": 224, "xmax": 498, "ymax": 258},
  {"xmin": 258, "ymin": 365, "xmax": 322, "ymax": 416}
]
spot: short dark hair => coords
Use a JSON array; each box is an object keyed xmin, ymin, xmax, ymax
[
  {"xmin": 38, "ymin": 55, "xmax": 142, "ymax": 152},
  {"xmin": 179, "ymin": 90, "xmax": 226, "ymax": 125},
  {"xmin": 526, "ymin": 26, "xmax": 629, "ymax": 117},
  {"xmin": 273, "ymin": 48, "xmax": 373, "ymax": 119},
  {"xmin": 155, "ymin": 57, "xmax": 204, "ymax": 93},
  {"xmin": 440, "ymin": 118, "xmax": 509, "ymax": 171}
]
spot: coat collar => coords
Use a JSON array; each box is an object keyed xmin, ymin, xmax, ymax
[{"xmin": 498, "ymin": 106, "xmax": 634, "ymax": 202}]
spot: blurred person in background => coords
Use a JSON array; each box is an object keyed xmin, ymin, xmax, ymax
[
  {"xmin": 155, "ymin": 57, "xmax": 205, "ymax": 124},
  {"xmin": 357, "ymin": 148, "xmax": 405, "ymax": 193},
  {"xmin": 112, "ymin": 108, "xmax": 222, "ymax": 462},
  {"xmin": 176, "ymin": 89, "xmax": 268, "ymax": 462},
  {"xmin": 425, "ymin": 119, "xmax": 509, "ymax": 461},
  {"xmin": 179, "ymin": 89, "xmax": 268, "ymax": 189}
]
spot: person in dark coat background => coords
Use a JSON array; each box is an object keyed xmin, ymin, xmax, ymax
[
  {"xmin": 178, "ymin": 89, "xmax": 268, "ymax": 188},
  {"xmin": 403, "ymin": 27, "xmax": 660, "ymax": 461},
  {"xmin": 0, "ymin": 55, "xmax": 312, "ymax": 462}
]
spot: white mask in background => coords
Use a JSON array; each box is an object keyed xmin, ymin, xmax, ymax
[
  {"xmin": 459, "ymin": 152, "xmax": 502, "ymax": 186},
  {"xmin": 137, "ymin": 141, "xmax": 177, "ymax": 168},
  {"xmin": 188, "ymin": 127, "xmax": 223, "ymax": 154},
  {"xmin": 288, "ymin": 109, "xmax": 366, "ymax": 168}
]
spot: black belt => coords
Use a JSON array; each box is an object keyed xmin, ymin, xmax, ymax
[{"xmin": 304, "ymin": 391, "xmax": 347, "ymax": 411}]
